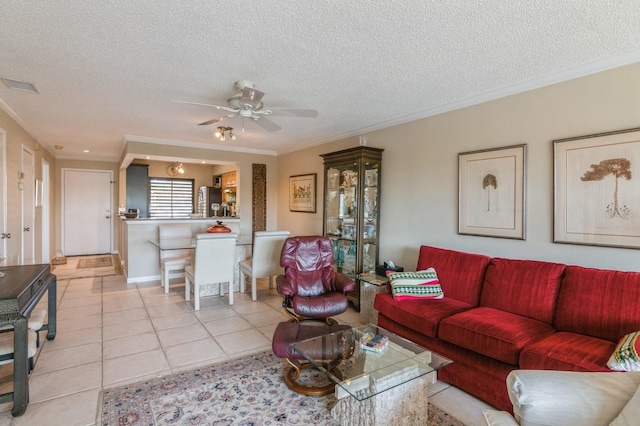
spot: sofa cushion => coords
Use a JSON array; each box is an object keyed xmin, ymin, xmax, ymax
[
  {"xmin": 520, "ymin": 331, "xmax": 615, "ymax": 371},
  {"xmin": 555, "ymin": 266, "xmax": 640, "ymax": 342},
  {"xmin": 373, "ymin": 292, "xmax": 472, "ymax": 338},
  {"xmin": 480, "ymin": 258, "xmax": 565, "ymax": 324},
  {"xmin": 607, "ymin": 331, "xmax": 640, "ymax": 372},
  {"xmin": 439, "ymin": 307, "xmax": 555, "ymax": 365},
  {"xmin": 388, "ymin": 268, "xmax": 444, "ymax": 300},
  {"xmin": 416, "ymin": 245, "xmax": 491, "ymax": 306}
]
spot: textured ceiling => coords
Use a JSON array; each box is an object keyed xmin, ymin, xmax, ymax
[{"xmin": 1, "ymin": 1, "xmax": 640, "ymax": 162}]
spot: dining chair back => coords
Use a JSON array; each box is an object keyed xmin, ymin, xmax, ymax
[
  {"xmin": 159, "ymin": 224, "xmax": 193, "ymax": 293},
  {"xmin": 239, "ymin": 230, "xmax": 290, "ymax": 301},
  {"xmin": 185, "ymin": 233, "xmax": 238, "ymax": 310}
]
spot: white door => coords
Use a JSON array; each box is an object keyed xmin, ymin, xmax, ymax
[
  {"xmin": 63, "ymin": 169, "xmax": 112, "ymax": 256},
  {"xmin": 0, "ymin": 128, "xmax": 5, "ymax": 264},
  {"xmin": 21, "ymin": 146, "xmax": 35, "ymax": 264}
]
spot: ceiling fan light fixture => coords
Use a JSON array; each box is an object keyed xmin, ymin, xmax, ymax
[{"xmin": 214, "ymin": 126, "xmax": 234, "ymax": 141}]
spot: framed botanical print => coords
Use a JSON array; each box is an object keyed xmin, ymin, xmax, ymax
[
  {"xmin": 458, "ymin": 144, "xmax": 526, "ymax": 239},
  {"xmin": 289, "ymin": 173, "xmax": 316, "ymax": 213},
  {"xmin": 554, "ymin": 127, "xmax": 640, "ymax": 248}
]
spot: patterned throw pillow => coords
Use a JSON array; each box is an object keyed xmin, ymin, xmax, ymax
[
  {"xmin": 607, "ymin": 331, "xmax": 640, "ymax": 372},
  {"xmin": 387, "ymin": 268, "xmax": 444, "ymax": 301}
]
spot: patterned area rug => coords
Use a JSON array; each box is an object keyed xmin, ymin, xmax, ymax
[
  {"xmin": 77, "ymin": 255, "xmax": 113, "ymax": 269},
  {"xmin": 98, "ymin": 351, "xmax": 466, "ymax": 426}
]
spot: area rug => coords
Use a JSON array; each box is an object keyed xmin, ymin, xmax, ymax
[
  {"xmin": 52, "ymin": 255, "xmax": 122, "ymax": 279},
  {"xmin": 77, "ymin": 255, "xmax": 113, "ymax": 269},
  {"xmin": 98, "ymin": 351, "xmax": 466, "ymax": 426}
]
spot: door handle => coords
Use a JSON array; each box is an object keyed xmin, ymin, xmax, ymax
[
  {"xmin": 1, "ymin": 233, "xmax": 10, "ymax": 239},
  {"xmin": 24, "ymin": 227, "xmax": 30, "ymax": 232}
]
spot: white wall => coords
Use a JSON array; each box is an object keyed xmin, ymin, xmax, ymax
[{"xmin": 279, "ymin": 62, "xmax": 640, "ymax": 272}]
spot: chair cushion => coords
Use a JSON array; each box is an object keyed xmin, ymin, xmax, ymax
[
  {"xmin": 292, "ymin": 292, "xmax": 349, "ymax": 319},
  {"xmin": 161, "ymin": 256, "xmax": 191, "ymax": 267},
  {"xmin": 607, "ymin": 331, "xmax": 640, "ymax": 372},
  {"xmin": 439, "ymin": 307, "xmax": 555, "ymax": 365},
  {"xmin": 507, "ymin": 370, "xmax": 638, "ymax": 426},
  {"xmin": 0, "ymin": 330, "xmax": 38, "ymax": 358},
  {"xmin": 373, "ymin": 292, "xmax": 472, "ymax": 338},
  {"xmin": 610, "ymin": 385, "xmax": 640, "ymax": 426},
  {"xmin": 520, "ymin": 332, "xmax": 614, "ymax": 371}
]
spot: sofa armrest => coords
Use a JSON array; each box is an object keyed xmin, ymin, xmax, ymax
[
  {"xmin": 481, "ymin": 410, "xmax": 519, "ymax": 426},
  {"xmin": 507, "ymin": 370, "xmax": 640, "ymax": 426}
]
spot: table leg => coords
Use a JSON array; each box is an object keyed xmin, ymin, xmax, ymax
[
  {"xmin": 46, "ymin": 278, "xmax": 57, "ymax": 340},
  {"xmin": 11, "ymin": 317, "xmax": 29, "ymax": 416}
]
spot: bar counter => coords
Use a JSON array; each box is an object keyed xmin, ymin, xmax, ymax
[{"xmin": 120, "ymin": 217, "xmax": 249, "ymax": 284}]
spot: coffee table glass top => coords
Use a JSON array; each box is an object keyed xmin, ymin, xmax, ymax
[{"xmin": 290, "ymin": 323, "xmax": 452, "ymax": 401}]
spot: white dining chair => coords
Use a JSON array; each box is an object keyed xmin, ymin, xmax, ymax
[
  {"xmin": 185, "ymin": 233, "xmax": 238, "ymax": 310},
  {"xmin": 159, "ymin": 224, "xmax": 193, "ymax": 294},
  {"xmin": 239, "ymin": 231, "xmax": 290, "ymax": 301}
]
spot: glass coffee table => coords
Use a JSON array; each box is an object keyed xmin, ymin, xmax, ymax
[{"xmin": 291, "ymin": 323, "xmax": 452, "ymax": 425}]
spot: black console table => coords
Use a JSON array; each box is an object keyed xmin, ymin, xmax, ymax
[{"xmin": 0, "ymin": 264, "xmax": 56, "ymax": 416}]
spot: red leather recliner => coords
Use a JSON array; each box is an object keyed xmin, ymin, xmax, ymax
[{"xmin": 276, "ymin": 235, "xmax": 355, "ymax": 323}]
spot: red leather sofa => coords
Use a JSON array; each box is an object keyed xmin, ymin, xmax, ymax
[{"xmin": 374, "ymin": 245, "xmax": 640, "ymax": 411}]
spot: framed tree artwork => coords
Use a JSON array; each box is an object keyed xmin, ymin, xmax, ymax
[
  {"xmin": 554, "ymin": 127, "xmax": 640, "ymax": 248},
  {"xmin": 458, "ymin": 144, "xmax": 526, "ymax": 239}
]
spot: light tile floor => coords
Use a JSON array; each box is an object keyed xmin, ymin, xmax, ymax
[{"xmin": 0, "ymin": 270, "xmax": 491, "ymax": 426}]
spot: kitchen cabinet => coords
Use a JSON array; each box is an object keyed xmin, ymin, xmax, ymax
[
  {"xmin": 126, "ymin": 164, "xmax": 149, "ymax": 218},
  {"xmin": 321, "ymin": 146, "xmax": 383, "ymax": 310},
  {"xmin": 221, "ymin": 171, "xmax": 236, "ymax": 189}
]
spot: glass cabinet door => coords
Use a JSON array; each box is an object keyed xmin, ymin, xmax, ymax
[
  {"xmin": 362, "ymin": 161, "xmax": 379, "ymax": 274},
  {"xmin": 325, "ymin": 164, "xmax": 358, "ymax": 276}
]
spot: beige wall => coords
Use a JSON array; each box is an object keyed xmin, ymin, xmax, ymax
[
  {"xmin": 2, "ymin": 62, "xmax": 640, "ymax": 272},
  {"xmin": 0, "ymin": 108, "xmax": 56, "ymax": 263},
  {"xmin": 279, "ymin": 62, "xmax": 640, "ymax": 272}
]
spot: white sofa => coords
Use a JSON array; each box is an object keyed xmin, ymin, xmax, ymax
[{"xmin": 482, "ymin": 370, "xmax": 640, "ymax": 426}]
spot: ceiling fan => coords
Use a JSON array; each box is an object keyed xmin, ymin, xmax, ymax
[{"xmin": 174, "ymin": 80, "xmax": 318, "ymax": 132}]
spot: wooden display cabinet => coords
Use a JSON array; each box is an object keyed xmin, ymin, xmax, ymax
[{"xmin": 321, "ymin": 146, "xmax": 383, "ymax": 310}]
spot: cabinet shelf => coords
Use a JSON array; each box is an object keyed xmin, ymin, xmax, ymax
[{"xmin": 321, "ymin": 146, "xmax": 383, "ymax": 311}]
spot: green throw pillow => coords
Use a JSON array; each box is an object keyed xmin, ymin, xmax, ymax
[
  {"xmin": 607, "ymin": 331, "xmax": 640, "ymax": 372},
  {"xmin": 387, "ymin": 268, "xmax": 444, "ymax": 301}
]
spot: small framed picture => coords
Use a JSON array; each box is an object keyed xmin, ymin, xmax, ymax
[
  {"xmin": 554, "ymin": 127, "xmax": 640, "ymax": 249},
  {"xmin": 289, "ymin": 173, "xmax": 316, "ymax": 213},
  {"xmin": 458, "ymin": 144, "xmax": 527, "ymax": 239}
]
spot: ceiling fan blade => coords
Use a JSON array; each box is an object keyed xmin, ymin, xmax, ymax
[
  {"xmin": 198, "ymin": 116, "xmax": 230, "ymax": 126},
  {"xmin": 268, "ymin": 108, "xmax": 319, "ymax": 118},
  {"xmin": 254, "ymin": 117, "xmax": 281, "ymax": 132},
  {"xmin": 173, "ymin": 100, "xmax": 236, "ymax": 113}
]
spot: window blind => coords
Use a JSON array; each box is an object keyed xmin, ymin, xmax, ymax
[{"xmin": 148, "ymin": 178, "xmax": 194, "ymax": 218}]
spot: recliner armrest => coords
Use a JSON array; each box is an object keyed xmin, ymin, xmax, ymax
[
  {"xmin": 333, "ymin": 273, "xmax": 355, "ymax": 293},
  {"xmin": 276, "ymin": 275, "xmax": 295, "ymax": 296}
]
